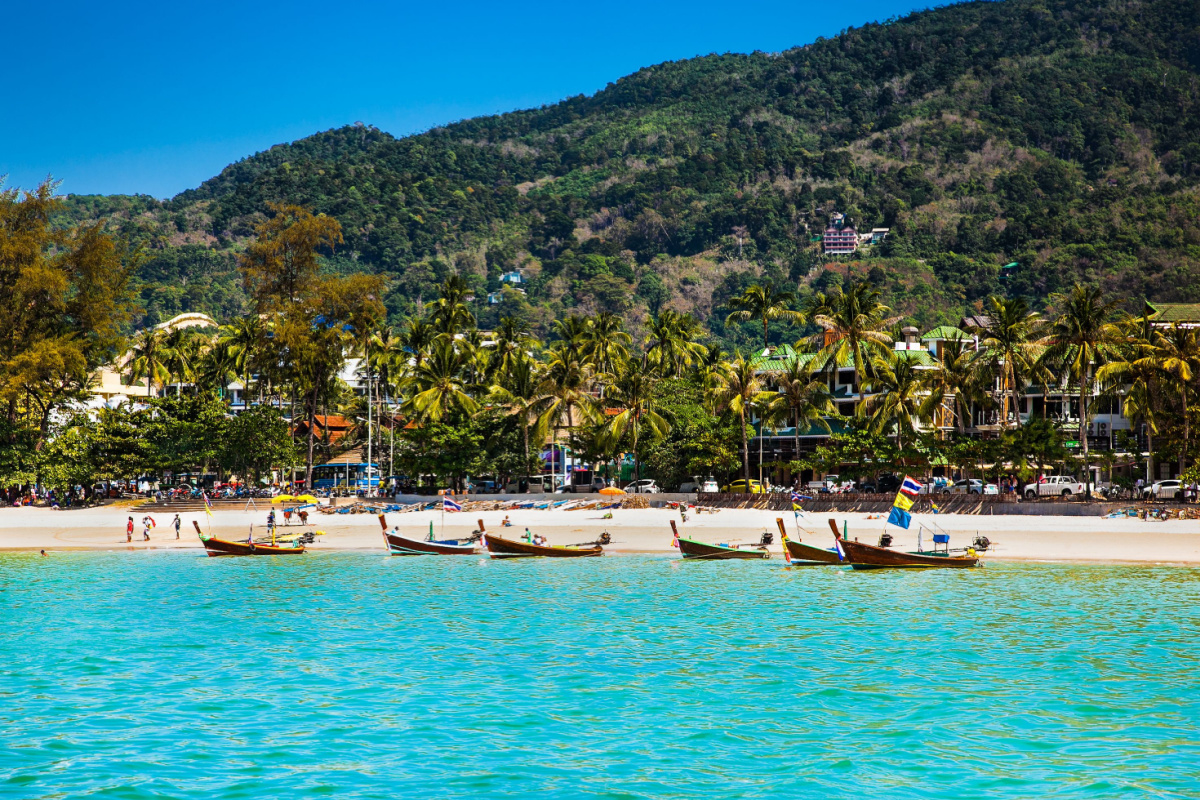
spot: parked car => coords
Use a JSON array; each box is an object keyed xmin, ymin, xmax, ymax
[
  {"xmin": 945, "ymin": 479, "xmax": 999, "ymax": 495},
  {"xmin": 806, "ymin": 474, "xmax": 841, "ymax": 493},
  {"xmin": 679, "ymin": 475, "xmax": 720, "ymax": 493},
  {"xmin": 1024, "ymin": 475, "xmax": 1088, "ymax": 498},
  {"xmin": 468, "ymin": 480, "xmax": 497, "ymax": 494},
  {"xmin": 920, "ymin": 478, "xmax": 950, "ymax": 494},
  {"xmin": 1143, "ymin": 479, "xmax": 1184, "ymax": 501},
  {"xmin": 723, "ymin": 479, "xmax": 764, "ymax": 494},
  {"xmin": 624, "ymin": 479, "xmax": 660, "ymax": 494},
  {"xmin": 565, "ymin": 471, "xmax": 608, "ymax": 493},
  {"xmin": 859, "ymin": 474, "xmax": 901, "ymax": 494}
]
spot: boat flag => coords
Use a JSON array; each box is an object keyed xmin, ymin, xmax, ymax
[
  {"xmin": 892, "ymin": 490, "xmax": 914, "ymax": 512},
  {"xmin": 931, "ymin": 501, "xmax": 940, "ymax": 515},
  {"xmin": 202, "ymin": 492, "xmax": 214, "ymax": 518},
  {"xmin": 900, "ymin": 476, "xmax": 923, "ymax": 497},
  {"xmin": 443, "ymin": 496, "xmax": 462, "ymax": 512},
  {"xmin": 887, "ymin": 505, "xmax": 912, "ymax": 529},
  {"xmin": 790, "ymin": 492, "xmax": 811, "ymax": 503},
  {"xmin": 832, "ymin": 534, "xmax": 846, "ymax": 561}
]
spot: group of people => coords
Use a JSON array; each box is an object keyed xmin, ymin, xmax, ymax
[{"xmin": 125, "ymin": 514, "xmax": 182, "ymax": 542}]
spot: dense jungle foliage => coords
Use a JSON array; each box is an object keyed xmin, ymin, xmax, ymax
[{"xmin": 58, "ymin": 0, "xmax": 1200, "ymax": 350}]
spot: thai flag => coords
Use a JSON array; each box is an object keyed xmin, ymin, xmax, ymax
[
  {"xmin": 202, "ymin": 492, "xmax": 214, "ymax": 517},
  {"xmin": 443, "ymin": 496, "xmax": 462, "ymax": 512},
  {"xmin": 791, "ymin": 492, "xmax": 812, "ymax": 502},
  {"xmin": 832, "ymin": 535, "xmax": 847, "ymax": 561},
  {"xmin": 900, "ymin": 476, "xmax": 923, "ymax": 497}
]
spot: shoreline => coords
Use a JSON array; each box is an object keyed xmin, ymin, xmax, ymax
[{"xmin": 2, "ymin": 505, "xmax": 1199, "ymax": 564}]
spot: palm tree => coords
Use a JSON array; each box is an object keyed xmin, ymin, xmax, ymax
[
  {"xmin": 725, "ymin": 283, "xmax": 804, "ymax": 349},
  {"xmin": 920, "ymin": 337, "xmax": 988, "ymax": 434},
  {"xmin": 159, "ymin": 327, "xmax": 196, "ymax": 395},
  {"xmin": 1097, "ymin": 311, "xmax": 1160, "ymax": 482},
  {"xmin": 1149, "ymin": 323, "xmax": 1200, "ymax": 472},
  {"xmin": 970, "ymin": 296, "xmax": 1043, "ymax": 429},
  {"xmin": 714, "ymin": 353, "xmax": 770, "ymax": 483},
  {"xmin": 808, "ymin": 280, "xmax": 899, "ymax": 389},
  {"xmin": 488, "ymin": 353, "xmax": 550, "ymax": 480},
  {"xmin": 862, "ymin": 354, "xmax": 927, "ymax": 451},
  {"xmin": 1039, "ymin": 285, "xmax": 1120, "ymax": 499},
  {"xmin": 582, "ymin": 312, "xmax": 631, "ymax": 376},
  {"xmin": 645, "ymin": 309, "xmax": 705, "ymax": 377},
  {"xmin": 599, "ymin": 364, "xmax": 671, "ymax": 483},
  {"xmin": 491, "ymin": 316, "xmax": 538, "ymax": 378},
  {"xmin": 219, "ymin": 316, "xmax": 264, "ymax": 406},
  {"xmin": 551, "ymin": 315, "xmax": 591, "ymax": 360},
  {"xmin": 398, "ymin": 316, "xmax": 437, "ymax": 371},
  {"xmin": 127, "ymin": 327, "xmax": 168, "ymax": 399},
  {"xmin": 770, "ymin": 356, "xmax": 837, "ymax": 464},
  {"xmin": 402, "ymin": 339, "xmax": 478, "ymax": 422},
  {"xmin": 537, "ymin": 346, "xmax": 597, "ymax": 464},
  {"xmin": 430, "ymin": 275, "xmax": 476, "ymax": 336}
]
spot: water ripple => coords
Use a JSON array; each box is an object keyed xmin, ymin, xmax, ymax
[{"xmin": 1, "ymin": 553, "xmax": 1198, "ymax": 798}]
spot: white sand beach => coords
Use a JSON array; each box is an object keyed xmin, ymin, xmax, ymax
[{"xmin": 3, "ymin": 503, "xmax": 1200, "ymax": 564}]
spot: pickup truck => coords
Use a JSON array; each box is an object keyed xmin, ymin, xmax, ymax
[
  {"xmin": 1024, "ymin": 476, "xmax": 1088, "ymax": 498},
  {"xmin": 807, "ymin": 474, "xmax": 845, "ymax": 493}
]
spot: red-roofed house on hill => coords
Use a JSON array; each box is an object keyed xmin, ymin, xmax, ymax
[{"xmin": 823, "ymin": 213, "xmax": 857, "ymax": 255}]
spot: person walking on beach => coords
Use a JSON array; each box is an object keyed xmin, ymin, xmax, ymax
[
  {"xmin": 173, "ymin": 513, "xmax": 181, "ymax": 539},
  {"xmin": 267, "ymin": 510, "xmax": 276, "ymax": 536},
  {"xmin": 126, "ymin": 516, "xmax": 134, "ymax": 543}
]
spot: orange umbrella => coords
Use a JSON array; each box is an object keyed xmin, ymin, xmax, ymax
[{"xmin": 599, "ymin": 486, "xmax": 626, "ymax": 496}]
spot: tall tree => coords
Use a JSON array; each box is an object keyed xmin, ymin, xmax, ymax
[
  {"xmin": 970, "ymin": 296, "xmax": 1043, "ymax": 429},
  {"xmin": 861, "ymin": 354, "xmax": 927, "ymax": 451},
  {"xmin": 1039, "ymin": 285, "xmax": 1120, "ymax": 500},
  {"xmin": 769, "ymin": 356, "xmax": 837, "ymax": 463},
  {"xmin": 599, "ymin": 364, "xmax": 671, "ymax": 483},
  {"xmin": 645, "ymin": 309, "xmax": 705, "ymax": 377},
  {"xmin": 714, "ymin": 353, "xmax": 767, "ymax": 483},
  {"xmin": 240, "ymin": 203, "xmax": 342, "ymax": 309},
  {"xmin": 808, "ymin": 280, "xmax": 898, "ymax": 389},
  {"xmin": 488, "ymin": 354, "xmax": 550, "ymax": 479},
  {"xmin": 725, "ymin": 283, "xmax": 804, "ymax": 349}
]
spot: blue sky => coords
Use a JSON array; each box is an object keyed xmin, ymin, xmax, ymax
[{"xmin": 3, "ymin": 1, "xmax": 945, "ymax": 198}]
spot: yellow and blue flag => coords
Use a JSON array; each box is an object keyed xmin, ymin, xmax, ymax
[{"xmin": 893, "ymin": 490, "xmax": 914, "ymax": 511}]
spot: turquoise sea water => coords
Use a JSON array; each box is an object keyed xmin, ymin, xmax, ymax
[{"xmin": 2, "ymin": 553, "xmax": 1199, "ymax": 799}]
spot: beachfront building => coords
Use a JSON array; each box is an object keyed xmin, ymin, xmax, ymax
[{"xmin": 746, "ymin": 321, "xmax": 1143, "ymax": 484}]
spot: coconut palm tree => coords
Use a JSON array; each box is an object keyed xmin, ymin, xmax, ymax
[
  {"xmin": 769, "ymin": 356, "xmax": 837, "ymax": 462},
  {"xmin": 582, "ymin": 312, "xmax": 631, "ymax": 376},
  {"xmin": 645, "ymin": 309, "xmax": 706, "ymax": 377},
  {"xmin": 551, "ymin": 315, "xmax": 591, "ymax": 360},
  {"xmin": 488, "ymin": 353, "xmax": 550, "ymax": 479},
  {"xmin": 127, "ymin": 327, "xmax": 169, "ymax": 399},
  {"xmin": 808, "ymin": 280, "xmax": 899, "ymax": 387},
  {"xmin": 714, "ymin": 353, "xmax": 771, "ymax": 483},
  {"xmin": 920, "ymin": 337, "xmax": 989, "ymax": 434},
  {"xmin": 1149, "ymin": 323, "xmax": 1200, "ymax": 472},
  {"xmin": 1039, "ymin": 285, "xmax": 1120, "ymax": 499},
  {"xmin": 861, "ymin": 354, "xmax": 927, "ymax": 451},
  {"xmin": 970, "ymin": 296, "xmax": 1043, "ymax": 429},
  {"xmin": 159, "ymin": 327, "xmax": 196, "ymax": 395},
  {"xmin": 402, "ymin": 338, "xmax": 478, "ymax": 422},
  {"xmin": 398, "ymin": 316, "xmax": 436, "ymax": 371},
  {"xmin": 430, "ymin": 275, "xmax": 476, "ymax": 336},
  {"xmin": 598, "ymin": 364, "xmax": 671, "ymax": 483},
  {"xmin": 537, "ymin": 345, "xmax": 597, "ymax": 461},
  {"xmin": 725, "ymin": 283, "xmax": 804, "ymax": 349},
  {"xmin": 491, "ymin": 316, "xmax": 538, "ymax": 378},
  {"xmin": 219, "ymin": 315, "xmax": 264, "ymax": 405}
]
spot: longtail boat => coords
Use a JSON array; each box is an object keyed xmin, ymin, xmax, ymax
[
  {"xmin": 194, "ymin": 522, "xmax": 305, "ymax": 557},
  {"xmin": 483, "ymin": 520, "xmax": 603, "ymax": 558},
  {"xmin": 380, "ymin": 515, "xmax": 478, "ymax": 555},
  {"xmin": 776, "ymin": 518, "xmax": 840, "ymax": 565},
  {"xmin": 670, "ymin": 520, "xmax": 769, "ymax": 560},
  {"xmin": 828, "ymin": 519, "xmax": 980, "ymax": 570}
]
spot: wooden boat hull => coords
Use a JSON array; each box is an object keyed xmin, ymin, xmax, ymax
[
  {"xmin": 783, "ymin": 538, "xmax": 841, "ymax": 565},
  {"xmin": 837, "ymin": 536, "xmax": 979, "ymax": 569},
  {"xmin": 199, "ymin": 536, "xmax": 305, "ymax": 557},
  {"xmin": 676, "ymin": 536, "xmax": 769, "ymax": 560},
  {"xmin": 384, "ymin": 531, "xmax": 478, "ymax": 555},
  {"xmin": 484, "ymin": 533, "xmax": 602, "ymax": 558}
]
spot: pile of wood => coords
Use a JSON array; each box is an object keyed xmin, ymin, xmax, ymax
[{"xmin": 621, "ymin": 495, "xmax": 650, "ymax": 509}]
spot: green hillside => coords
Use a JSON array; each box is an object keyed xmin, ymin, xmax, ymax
[{"xmin": 64, "ymin": 0, "xmax": 1200, "ymax": 348}]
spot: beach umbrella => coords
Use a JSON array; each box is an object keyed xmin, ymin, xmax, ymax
[
  {"xmin": 599, "ymin": 486, "xmax": 626, "ymax": 496},
  {"xmin": 294, "ymin": 494, "xmax": 319, "ymax": 503},
  {"xmin": 272, "ymin": 494, "xmax": 295, "ymax": 503}
]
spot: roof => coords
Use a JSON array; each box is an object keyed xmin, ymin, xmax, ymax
[
  {"xmin": 921, "ymin": 325, "xmax": 969, "ymax": 341},
  {"xmin": 1147, "ymin": 302, "xmax": 1200, "ymax": 324},
  {"xmin": 961, "ymin": 315, "xmax": 992, "ymax": 330},
  {"xmin": 748, "ymin": 343, "xmax": 932, "ymax": 372}
]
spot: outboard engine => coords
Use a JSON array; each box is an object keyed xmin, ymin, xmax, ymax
[
  {"xmin": 597, "ymin": 531, "xmax": 612, "ymax": 545},
  {"xmin": 759, "ymin": 531, "xmax": 774, "ymax": 546},
  {"xmin": 878, "ymin": 532, "xmax": 894, "ymax": 548}
]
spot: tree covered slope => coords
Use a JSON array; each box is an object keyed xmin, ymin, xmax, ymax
[{"xmin": 64, "ymin": 0, "xmax": 1200, "ymax": 346}]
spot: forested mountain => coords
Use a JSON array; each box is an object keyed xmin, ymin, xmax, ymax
[{"xmin": 62, "ymin": 0, "xmax": 1200, "ymax": 349}]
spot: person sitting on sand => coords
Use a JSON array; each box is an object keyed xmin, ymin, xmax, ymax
[{"xmin": 502, "ymin": 515, "xmax": 512, "ymax": 527}]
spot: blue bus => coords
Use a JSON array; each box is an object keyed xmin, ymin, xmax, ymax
[{"xmin": 311, "ymin": 463, "xmax": 381, "ymax": 491}]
